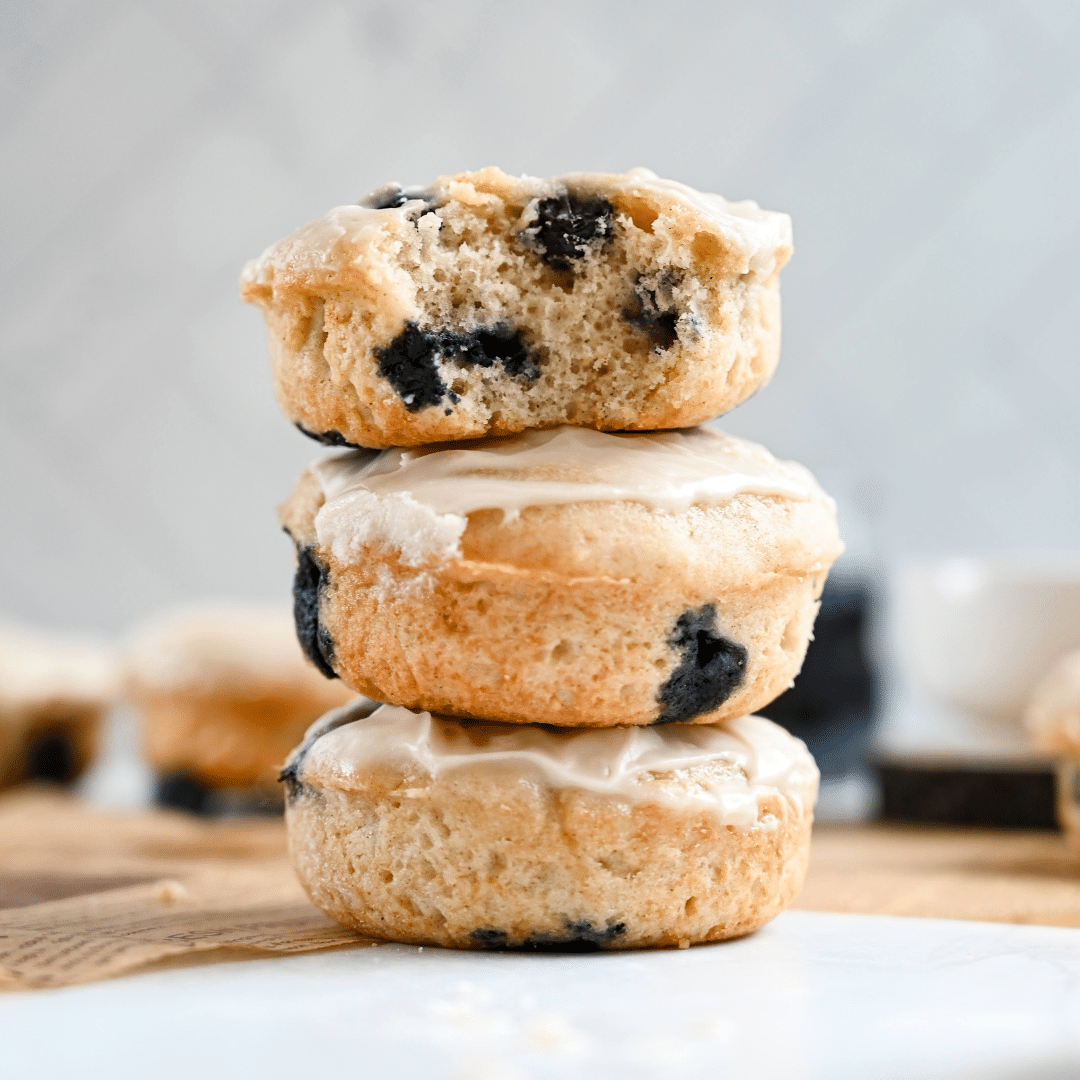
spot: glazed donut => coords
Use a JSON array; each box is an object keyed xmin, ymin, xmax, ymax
[
  {"xmin": 241, "ymin": 167, "xmax": 791, "ymax": 449},
  {"xmin": 279, "ymin": 426, "xmax": 842, "ymax": 727},
  {"xmin": 283, "ymin": 698, "xmax": 818, "ymax": 950}
]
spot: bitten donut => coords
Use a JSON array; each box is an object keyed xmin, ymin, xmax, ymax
[
  {"xmin": 241, "ymin": 167, "xmax": 792, "ymax": 448},
  {"xmin": 0, "ymin": 624, "xmax": 118, "ymax": 790},
  {"xmin": 124, "ymin": 604, "xmax": 353, "ymax": 813},
  {"xmin": 279, "ymin": 426, "xmax": 842, "ymax": 728},
  {"xmin": 283, "ymin": 699, "xmax": 818, "ymax": 950}
]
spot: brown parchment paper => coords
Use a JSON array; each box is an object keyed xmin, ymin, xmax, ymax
[
  {"xmin": 4, "ymin": 792, "xmax": 1080, "ymax": 991},
  {"xmin": 0, "ymin": 791, "xmax": 366, "ymax": 990}
]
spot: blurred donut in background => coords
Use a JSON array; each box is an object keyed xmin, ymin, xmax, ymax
[
  {"xmin": 123, "ymin": 603, "xmax": 352, "ymax": 816},
  {"xmin": 0, "ymin": 622, "xmax": 119, "ymax": 791}
]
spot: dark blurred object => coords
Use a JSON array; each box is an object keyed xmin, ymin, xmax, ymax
[
  {"xmin": 24, "ymin": 730, "xmax": 79, "ymax": 784},
  {"xmin": 154, "ymin": 774, "xmax": 284, "ymax": 817},
  {"xmin": 877, "ymin": 757, "xmax": 1056, "ymax": 829},
  {"xmin": 758, "ymin": 578, "xmax": 878, "ymax": 779}
]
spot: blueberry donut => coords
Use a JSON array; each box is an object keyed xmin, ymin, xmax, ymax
[
  {"xmin": 284, "ymin": 699, "xmax": 817, "ymax": 949},
  {"xmin": 124, "ymin": 604, "xmax": 353, "ymax": 813},
  {"xmin": 0, "ymin": 624, "xmax": 118, "ymax": 790},
  {"xmin": 279, "ymin": 426, "xmax": 842, "ymax": 728},
  {"xmin": 241, "ymin": 167, "xmax": 792, "ymax": 449}
]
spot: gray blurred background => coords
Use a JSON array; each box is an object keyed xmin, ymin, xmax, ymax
[{"xmin": 2, "ymin": 0, "xmax": 1079, "ymax": 634}]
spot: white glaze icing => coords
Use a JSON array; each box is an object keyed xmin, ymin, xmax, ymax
[
  {"xmin": 311, "ymin": 426, "xmax": 819, "ymax": 567},
  {"xmin": 296, "ymin": 700, "xmax": 818, "ymax": 826},
  {"xmin": 240, "ymin": 168, "xmax": 790, "ymax": 289},
  {"xmin": 240, "ymin": 205, "xmax": 392, "ymax": 291}
]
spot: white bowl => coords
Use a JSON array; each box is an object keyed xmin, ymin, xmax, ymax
[{"xmin": 897, "ymin": 558, "xmax": 1080, "ymax": 725}]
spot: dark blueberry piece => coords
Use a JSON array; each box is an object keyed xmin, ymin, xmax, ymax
[
  {"xmin": 24, "ymin": 729, "xmax": 77, "ymax": 784},
  {"xmin": 155, "ymin": 774, "xmax": 212, "ymax": 815},
  {"xmin": 375, "ymin": 324, "xmax": 452, "ymax": 412},
  {"xmin": 279, "ymin": 762, "xmax": 304, "ymax": 804},
  {"xmin": 656, "ymin": 605, "xmax": 747, "ymax": 723},
  {"xmin": 521, "ymin": 919, "xmax": 627, "ymax": 953},
  {"xmin": 623, "ymin": 276, "xmax": 680, "ymax": 350},
  {"xmin": 294, "ymin": 423, "xmax": 366, "ymax": 449},
  {"xmin": 375, "ymin": 323, "xmax": 540, "ymax": 412},
  {"xmin": 471, "ymin": 920, "xmax": 626, "ymax": 952},
  {"xmin": 522, "ymin": 191, "xmax": 615, "ymax": 271},
  {"xmin": 292, "ymin": 543, "xmax": 339, "ymax": 680},
  {"xmin": 458, "ymin": 326, "xmax": 539, "ymax": 380},
  {"xmin": 359, "ymin": 182, "xmax": 436, "ymax": 211},
  {"xmin": 470, "ymin": 928, "xmax": 509, "ymax": 947}
]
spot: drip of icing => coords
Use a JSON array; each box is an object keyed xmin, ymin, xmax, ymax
[
  {"xmin": 294, "ymin": 700, "xmax": 818, "ymax": 826},
  {"xmin": 311, "ymin": 426, "xmax": 820, "ymax": 567}
]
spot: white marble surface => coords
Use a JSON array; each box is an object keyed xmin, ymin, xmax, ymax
[{"xmin": 4, "ymin": 911, "xmax": 1080, "ymax": 1079}]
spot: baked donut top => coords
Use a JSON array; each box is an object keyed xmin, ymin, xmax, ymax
[
  {"xmin": 241, "ymin": 166, "xmax": 792, "ymax": 296},
  {"xmin": 310, "ymin": 426, "xmax": 826, "ymax": 566},
  {"xmin": 291, "ymin": 699, "xmax": 819, "ymax": 825}
]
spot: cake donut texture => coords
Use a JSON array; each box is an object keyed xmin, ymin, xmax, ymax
[
  {"xmin": 124, "ymin": 605, "xmax": 353, "ymax": 801},
  {"xmin": 279, "ymin": 427, "xmax": 842, "ymax": 728},
  {"xmin": 283, "ymin": 699, "xmax": 818, "ymax": 949},
  {"xmin": 241, "ymin": 167, "xmax": 792, "ymax": 448},
  {"xmin": 0, "ymin": 624, "xmax": 118, "ymax": 790}
]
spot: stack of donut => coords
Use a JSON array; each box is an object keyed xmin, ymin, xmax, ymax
[{"xmin": 242, "ymin": 167, "xmax": 842, "ymax": 950}]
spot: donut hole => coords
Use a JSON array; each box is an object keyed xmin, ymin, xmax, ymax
[{"xmin": 684, "ymin": 896, "xmax": 699, "ymax": 916}]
